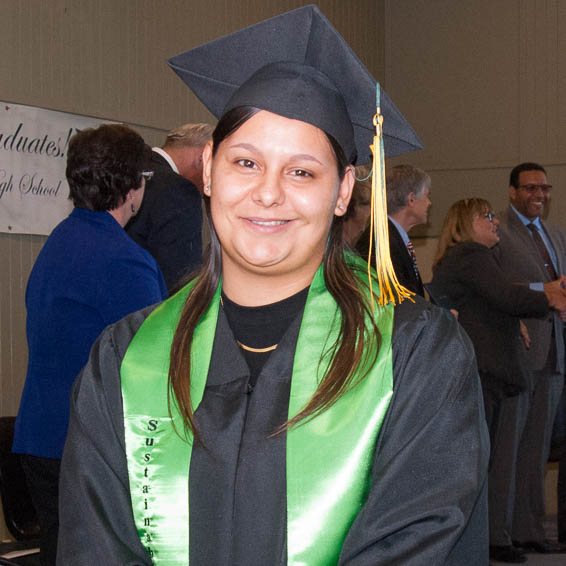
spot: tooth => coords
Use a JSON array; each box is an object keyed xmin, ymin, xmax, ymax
[{"xmin": 252, "ymin": 220, "xmax": 285, "ymax": 226}]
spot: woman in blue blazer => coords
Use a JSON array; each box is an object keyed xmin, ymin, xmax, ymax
[{"xmin": 12, "ymin": 124, "xmax": 167, "ymax": 565}]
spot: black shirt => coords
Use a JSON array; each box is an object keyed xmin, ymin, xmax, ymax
[{"xmin": 221, "ymin": 287, "xmax": 309, "ymax": 387}]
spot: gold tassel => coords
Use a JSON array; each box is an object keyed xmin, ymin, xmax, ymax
[{"xmin": 366, "ymin": 106, "xmax": 414, "ymax": 309}]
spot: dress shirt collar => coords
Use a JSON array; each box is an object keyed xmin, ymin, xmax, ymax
[
  {"xmin": 152, "ymin": 147, "xmax": 179, "ymax": 174},
  {"xmin": 510, "ymin": 204, "xmax": 542, "ymax": 231},
  {"xmin": 388, "ymin": 215, "xmax": 410, "ymax": 246}
]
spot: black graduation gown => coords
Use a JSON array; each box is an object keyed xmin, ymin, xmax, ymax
[{"xmin": 57, "ymin": 297, "xmax": 489, "ymax": 565}]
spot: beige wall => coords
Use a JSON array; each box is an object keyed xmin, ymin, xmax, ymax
[
  {"xmin": 383, "ymin": 0, "xmax": 566, "ymax": 277},
  {"xmin": 0, "ymin": 0, "xmax": 385, "ymax": 540}
]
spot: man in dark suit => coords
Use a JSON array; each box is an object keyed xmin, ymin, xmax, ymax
[
  {"xmin": 127, "ymin": 123, "xmax": 213, "ymax": 292},
  {"xmin": 495, "ymin": 162, "xmax": 566, "ymax": 554},
  {"xmin": 357, "ymin": 164, "xmax": 431, "ymax": 297}
]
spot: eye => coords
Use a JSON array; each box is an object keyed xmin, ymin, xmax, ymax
[
  {"xmin": 290, "ymin": 169, "xmax": 312, "ymax": 178},
  {"xmin": 236, "ymin": 158, "xmax": 257, "ymax": 169}
]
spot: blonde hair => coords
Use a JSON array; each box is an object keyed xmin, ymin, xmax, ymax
[
  {"xmin": 433, "ymin": 198, "xmax": 492, "ymax": 269},
  {"xmin": 164, "ymin": 123, "xmax": 214, "ymax": 149}
]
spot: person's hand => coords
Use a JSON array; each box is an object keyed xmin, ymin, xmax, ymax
[
  {"xmin": 449, "ymin": 309, "xmax": 459, "ymax": 320},
  {"xmin": 543, "ymin": 279, "xmax": 566, "ymax": 311},
  {"xmin": 520, "ymin": 320, "xmax": 531, "ymax": 349}
]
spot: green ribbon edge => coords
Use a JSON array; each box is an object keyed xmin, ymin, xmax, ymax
[
  {"xmin": 286, "ymin": 257, "xmax": 394, "ymax": 565},
  {"xmin": 121, "ymin": 255, "xmax": 394, "ymax": 565},
  {"xmin": 121, "ymin": 282, "xmax": 220, "ymax": 565}
]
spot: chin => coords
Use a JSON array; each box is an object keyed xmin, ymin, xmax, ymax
[{"xmin": 240, "ymin": 248, "xmax": 298, "ymax": 271}]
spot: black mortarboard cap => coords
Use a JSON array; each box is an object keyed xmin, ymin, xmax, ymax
[{"xmin": 168, "ymin": 4, "xmax": 422, "ymax": 165}]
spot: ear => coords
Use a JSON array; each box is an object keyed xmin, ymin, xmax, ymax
[
  {"xmin": 406, "ymin": 191, "xmax": 416, "ymax": 207},
  {"xmin": 202, "ymin": 140, "xmax": 214, "ymax": 191},
  {"xmin": 334, "ymin": 165, "xmax": 355, "ymax": 216},
  {"xmin": 125, "ymin": 187, "xmax": 137, "ymax": 201}
]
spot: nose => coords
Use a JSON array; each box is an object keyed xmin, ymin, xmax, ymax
[{"xmin": 251, "ymin": 171, "xmax": 284, "ymax": 207}]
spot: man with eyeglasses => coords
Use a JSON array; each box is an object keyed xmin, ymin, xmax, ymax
[{"xmin": 495, "ymin": 162, "xmax": 566, "ymax": 555}]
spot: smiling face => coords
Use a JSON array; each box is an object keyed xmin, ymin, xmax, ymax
[
  {"xmin": 472, "ymin": 209, "xmax": 500, "ymax": 248},
  {"xmin": 203, "ymin": 110, "xmax": 353, "ymax": 303},
  {"xmin": 509, "ymin": 169, "xmax": 549, "ymax": 220}
]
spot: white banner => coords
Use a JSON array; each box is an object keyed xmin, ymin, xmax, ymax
[{"xmin": 0, "ymin": 102, "xmax": 115, "ymax": 236}]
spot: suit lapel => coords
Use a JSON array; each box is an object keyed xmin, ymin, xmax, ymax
[
  {"xmin": 506, "ymin": 206, "xmax": 560, "ymax": 280},
  {"xmin": 388, "ymin": 219, "xmax": 424, "ymax": 295},
  {"xmin": 506, "ymin": 207, "xmax": 534, "ymax": 250}
]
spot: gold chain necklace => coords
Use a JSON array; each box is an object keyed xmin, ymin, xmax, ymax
[
  {"xmin": 220, "ymin": 296, "xmax": 278, "ymax": 353},
  {"xmin": 236, "ymin": 341, "xmax": 278, "ymax": 353}
]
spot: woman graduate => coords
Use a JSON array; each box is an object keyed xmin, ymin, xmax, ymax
[{"xmin": 57, "ymin": 6, "xmax": 489, "ymax": 565}]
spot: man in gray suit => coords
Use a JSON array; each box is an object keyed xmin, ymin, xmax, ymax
[{"xmin": 496, "ymin": 162, "xmax": 566, "ymax": 554}]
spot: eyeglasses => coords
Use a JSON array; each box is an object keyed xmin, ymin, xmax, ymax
[
  {"xmin": 518, "ymin": 184, "xmax": 552, "ymax": 194},
  {"xmin": 483, "ymin": 211, "xmax": 495, "ymax": 222},
  {"xmin": 142, "ymin": 170, "xmax": 154, "ymax": 181}
]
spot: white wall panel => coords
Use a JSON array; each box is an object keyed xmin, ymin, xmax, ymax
[{"xmin": 384, "ymin": 0, "xmax": 566, "ymax": 253}]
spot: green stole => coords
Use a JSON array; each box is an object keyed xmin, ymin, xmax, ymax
[{"xmin": 121, "ymin": 260, "xmax": 394, "ymax": 565}]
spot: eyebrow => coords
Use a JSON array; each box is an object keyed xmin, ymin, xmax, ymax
[
  {"xmin": 228, "ymin": 143, "xmax": 324, "ymax": 166},
  {"xmin": 229, "ymin": 142, "xmax": 258, "ymax": 153},
  {"xmin": 292, "ymin": 153, "xmax": 324, "ymax": 165}
]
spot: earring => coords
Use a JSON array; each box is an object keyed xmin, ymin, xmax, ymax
[
  {"xmin": 205, "ymin": 184, "xmax": 211, "ymax": 195},
  {"xmin": 131, "ymin": 203, "xmax": 136, "ymax": 214}
]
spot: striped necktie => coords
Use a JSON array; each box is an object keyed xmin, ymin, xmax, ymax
[
  {"xmin": 527, "ymin": 222, "xmax": 557, "ymax": 280},
  {"xmin": 406, "ymin": 240, "xmax": 420, "ymax": 279}
]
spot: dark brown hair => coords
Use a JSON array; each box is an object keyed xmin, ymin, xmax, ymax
[
  {"xmin": 509, "ymin": 162, "xmax": 546, "ymax": 188},
  {"xmin": 168, "ymin": 107, "xmax": 381, "ymax": 436},
  {"xmin": 66, "ymin": 124, "xmax": 148, "ymax": 211}
]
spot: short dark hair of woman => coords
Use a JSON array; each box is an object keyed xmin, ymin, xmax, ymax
[{"xmin": 66, "ymin": 124, "xmax": 148, "ymax": 211}]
